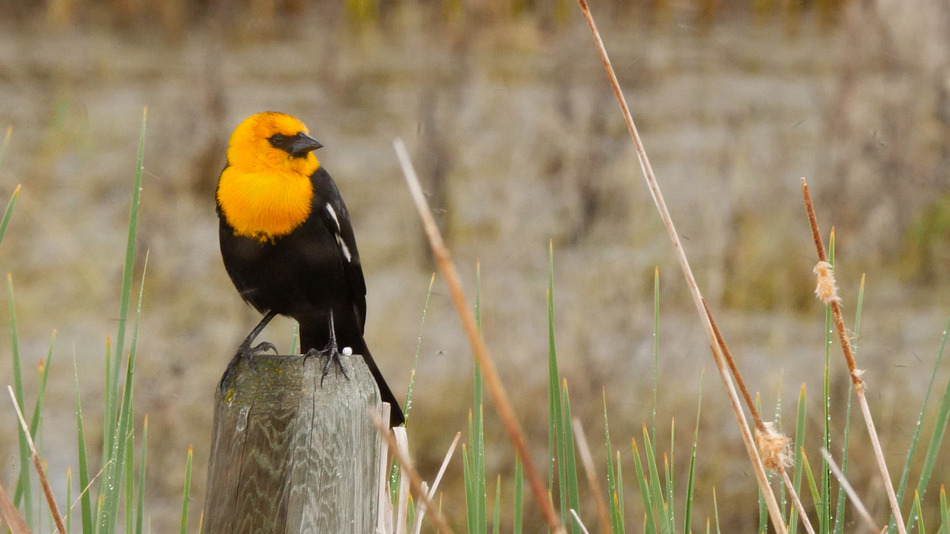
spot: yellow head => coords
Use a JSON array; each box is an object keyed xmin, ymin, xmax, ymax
[
  {"xmin": 226, "ymin": 111, "xmax": 322, "ymax": 175},
  {"xmin": 217, "ymin": 112, "xmax": 323, "ymax": 242}
]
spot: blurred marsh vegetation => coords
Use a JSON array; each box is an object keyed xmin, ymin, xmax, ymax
[{"xmin": 1, "ymin": 0, "xmax": 950, "ymax": 530}]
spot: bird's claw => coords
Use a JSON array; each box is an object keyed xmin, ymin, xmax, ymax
[
  {"xmin": 247, "ymin": 341, "xmax": 279, "ymax": 356},
  {"xmin": 219, "ymin": 340, "xmax": 278, "ymax": 396},
  {"xmin": 303, "ymin": 344, "xmax": 350, "ymax": 386}
]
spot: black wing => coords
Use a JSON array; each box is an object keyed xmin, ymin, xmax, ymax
[{"xmin": 312, "ymin": 167, "xmax": 368, "ymax": 331}]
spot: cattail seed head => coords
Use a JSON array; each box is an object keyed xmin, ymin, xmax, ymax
[
  {"xmin": 813, "ymin": 261, "xmax": 841, "ymax": 305},
  {"xmin": 755, "ymin": 422, "xmax": 793, "ymax": 471}
]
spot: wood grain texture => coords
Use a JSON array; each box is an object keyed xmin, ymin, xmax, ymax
[{"xmin": 203, "ymin": 352, "xmax": 382, "ymax": 534}]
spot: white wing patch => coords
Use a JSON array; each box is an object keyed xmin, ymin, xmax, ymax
[
  {"xmin": 335, "ymin": 234, "xmax": 352, "ymax": 262},
  {"xmin": 325, "ymin": 203, "xmax": 341, "ymax": 231}
]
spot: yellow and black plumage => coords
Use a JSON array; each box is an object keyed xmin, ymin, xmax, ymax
[{"xmin": 216, "ymin": 111, "xmax": 404, "ymax": 426}]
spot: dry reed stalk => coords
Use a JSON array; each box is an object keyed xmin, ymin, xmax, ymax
[
  {"xmin": 370, "ymin": 412, "xmax": 455, "ymax": 534},
  {"xmin": 394, "ymin": 139, "xmax": 565, "ymax": 534},
  {"xmin": 70, "ymin": 462, "xmax": 110, "ymax": 511},
  {"xmin": 820, "ymin": 448, "xmax": 880, "ymax": 533},
  {"xmin": 571, "ymin": 419, "xmax": 613, "ymax": 534},
  {"xmin": 394, "ymin": 428, "xmax": 411, "ymax": 534},
  {"xmin": 801, "ymin": 178, "xmax": 906, "ymax": 534},
  {"xmin": 569, "ymin": 509, "xmax": 593, "ymax": 534},
  {"xmin": 410, "ymin": 432, "xmax": 461, "ymax": 534},
  {"xmin": 575, "ymin": 1, "xmax": 787, "ymax": 531},
  {"xmin": 377, "ymin": 403, "xmax": 394, "ymax": 534},
  {"xmin": 7, "ymin": 386, "xmax": 66, "ymax": 534}
]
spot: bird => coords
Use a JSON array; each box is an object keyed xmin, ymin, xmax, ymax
[{"xmin": 215, "ymin": 111, "xmax": 404, "ymax": 427}]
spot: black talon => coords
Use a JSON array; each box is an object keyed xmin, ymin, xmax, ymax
[
  {"xmin": 219, "ymin": 310, "xmax": 279, "ymax": 395},
  {"xmin": 249, "ymin": 341, "xmax": 279, "ymax": 356},
  {"xmin": 302, "ymin": 311, "xmax": 349, "ymax": 386}
]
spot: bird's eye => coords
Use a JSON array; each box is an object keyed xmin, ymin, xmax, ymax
[{"xmin": 269, "ymin": 133, "xmax": 286, "ymax": 144}]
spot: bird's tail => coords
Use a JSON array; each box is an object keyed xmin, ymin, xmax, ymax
[
  {"xmin": 301, "ymin": 327, "xmax": 405, "ymax": 427},
  {"xmin": 358, "ymin": 346, "xmax": 406, "ymax": 427}
]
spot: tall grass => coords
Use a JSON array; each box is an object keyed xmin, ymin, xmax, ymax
[{"xmin": 0, "ymin": 110, "xmax": 193, "ymax": 533}]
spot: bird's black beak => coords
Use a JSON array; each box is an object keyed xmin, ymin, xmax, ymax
[{"xmin": 290, "ymin": 133, "xmax": 323, "ymax": 156}]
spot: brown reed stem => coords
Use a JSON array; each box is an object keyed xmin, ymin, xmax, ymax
[
  {"xmin": 800, "ymin": 177, "xmax": 906, "ymax": 534},
  {"xmin": 575, "ymin": 1, "xmax": 787, "ymax": 531},
  {"xmin": 394, "ymin": 139, "xmax": 565, "ymax": 534},
  {"xmin": 7, "ymin": 386, "xmax": 66, "ymax": 534},
  {"xmin": 703, "ymin": 300, "xmax": 766, "ymax": 434}
]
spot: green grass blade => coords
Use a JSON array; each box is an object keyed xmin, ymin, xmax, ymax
[
  {"xmin": 631, "ymin": 437, "xmax": 657, "ymax": 534},
  {"xmin": 562, "ymin": 381, "xmax": 581, "ymax": 534},
  {"xmin": 180, "ymin": 446, "xmax": 194, "ymax": 534},
  {"xmin": 108, "ymin": 107, "xmax": 147, "ymax": 458},
  {"xmin": 471, "ymin": 262, "xmax": 486, "ymax": 534},
  {"xmin": 788, "ymin": 384, "xmax": 807, "ymax": 532},
  {"xmin": 513, "ymin": 454, "xmax": 523, "ymax": 534},
  {"xmin": 820, "ymin": 231, "xmax": 835, "ymax": 534},
  {"xmin": 801, "ymin": 451, "xmax": 822, "ymax": 517},
  {"xmin": 683, "ymin": 370, "xmax": 705, "ymax": 533},
  {"xmin": 74, "ymin": 351, "xmax": 93, "ymax": 534},
  {"xmin": 463, "ymin": 444, "xmax": 476, "ymax": 534},
  {"xmin": 136, "ymin": 416, "xmax": 148, "ymax": 534},
  {"xmin": 664, "ymin": 453, "xmax": 674, "ymax": 531},
  {"xmin": 605, "ymin": 394, "xmax": 624, "ymax": 534},
  {"xmin": 547, "ymin": 241, "xmax": 565, "ymax": 526},
  {"xmin": 28, "ymin": 332, "xmax": 55, "ymax": 446},
  {"xmin": 642, "ymin": 427, "xmax": 671, "ymax": 534},
  {"xmin": 405, "ymin": 272, "xmax": 435, "ymax": 423},
  {"xmin": 615, "ymin": 451, "xmax": 626, "ymax": 534},
  {"xmin": 712, "ymin": 488, "xmax": 721, "ymax": 534},
  {"xmin": 290, "ymin": 322, "xmax": 299, "ymax": 355},
  {"xmin": 99, "ymin": 253, "xmax": 147, "ymax": 534},
  {"xmin": 102, "ymin": 336, "xmax": 113, "ymax": 466},
  {"xmin": 8, "ymin": 274, "xmax": 33, "ymax": 526},
  {"xmin": 914, "ymin": 492, "xmax": 925, "ymax": 534},
  {"xmin": 0, "ymin": 184, "xmax": 21, "ymax": 248},
  {"xmin": 774, "ymin": 386, "xmax": 786, "ymax": 521},
  {"xmin": 125, "ymin": 426, "xmax": 135, "ymax": 534}
]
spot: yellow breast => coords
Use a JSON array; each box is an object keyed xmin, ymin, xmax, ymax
[{"xmin": 217, "ymin": 166, "xmax": 314, "ymax": 242}]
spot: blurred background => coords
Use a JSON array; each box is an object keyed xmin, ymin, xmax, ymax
[{"xmin": 1, "ymin": 0, "xmax": 950, "ymax": 530}]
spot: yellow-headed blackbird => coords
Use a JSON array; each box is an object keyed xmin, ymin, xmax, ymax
[{"xmin": 216, "ymin": 111, "xmax": 404, "ymax": 426}]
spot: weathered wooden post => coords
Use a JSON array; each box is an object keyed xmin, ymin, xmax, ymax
[{"xmin": 203, "ymin": 351, "xmax": 382, "ymax": 533}]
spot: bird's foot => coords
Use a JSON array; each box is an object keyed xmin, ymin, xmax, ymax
[
  {"xmin": 303, "ymin": 343, "xmax": 350, "ymax": 386},
  {"xmin": 219, "ymin": 340, "xmax": 279, "ymax": 396},
  {"xmin": 241, "ymin": 340, "xmax": 279, "ymax": 358}
]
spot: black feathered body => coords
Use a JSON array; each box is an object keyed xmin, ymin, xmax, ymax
[{"xmin": 217, "ymin": 166, "xmax": 404, "ymax": 425}]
